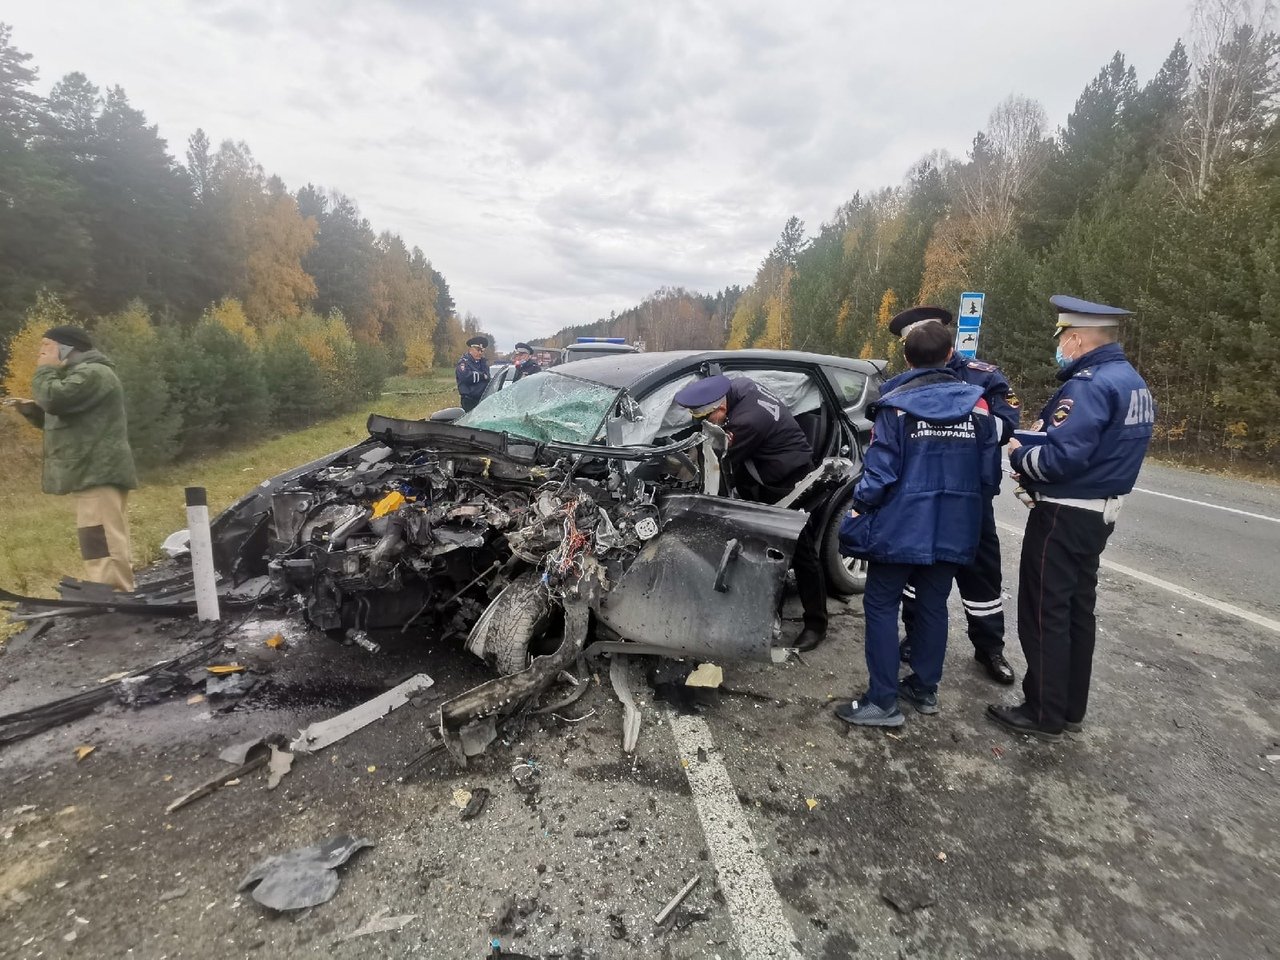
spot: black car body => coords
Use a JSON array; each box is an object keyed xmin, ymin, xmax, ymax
[{"xmin": 209, "ymin": 349, "xmax": 884, "ymax": 674}]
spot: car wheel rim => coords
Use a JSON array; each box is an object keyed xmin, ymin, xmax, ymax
[{"xmin": 840, "ymin": 557, "xmax": 867, "ymax": 580}]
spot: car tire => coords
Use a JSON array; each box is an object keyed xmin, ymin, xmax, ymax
[
  {"xmin": 823, "ymin": 507, "xmax": 867, "ymax": 596},
  {"xmin": 488, "ymin": 570, "xmax": 553, "ymax": 676}
]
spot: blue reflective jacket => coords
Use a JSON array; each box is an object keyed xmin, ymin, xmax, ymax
[
  {"xmin": 1009, "ymin": 343, "xmax": 1154, "ymax": 499},
  {"xmin": 839, "ymin": 368, "xmax": 1001, "ymax": 566},
  {"xmin": 455, "ymin": 354, "xmax": 490, "ymax": 401},
  {"xmin": 948, "ymin": 354, "xmax": 1020, "ymax": 444}
]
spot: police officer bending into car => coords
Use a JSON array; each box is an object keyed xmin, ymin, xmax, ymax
[
  {"xmin": 890, "ymin": 306, "xmax": 1021, "ymax": 686},
  {"xmin": 673, "ymin": 374, "xmax": 828, "ymax": 652},
  {"xmin": 987, "ymin": 296, "xmax": 1154, "ymax": 743},
  {"xmin": 456, "ymin": 335, "xmax": 490, "ymax": 412}
]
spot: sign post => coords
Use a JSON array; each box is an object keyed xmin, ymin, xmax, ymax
[{"xmin": 955, "ymin": 291, "xmax": 985, "ymax": 359}]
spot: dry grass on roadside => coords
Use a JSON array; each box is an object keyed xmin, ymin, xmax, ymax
[{"xmin": 0, "ymin": 374, "xmax": 456, "ymax": 602}]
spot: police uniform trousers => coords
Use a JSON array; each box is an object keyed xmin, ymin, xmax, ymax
[
  {"xmin": 863, "ymin": 561, "xmax": 957, "ymax": 709},
  {"xmin": 1017, "ymin": 501, "xmax": 1114, "ymax": 732},
  {"xmin": 74, "ymin": 485, "xmax": 135, "ymax": 593},
  {"xmin": 792, "ymin": 510, "xmax": 827, "ymax": 633},
  {"xmin": 901, "ymin": 498, "xmax": 1004, "ymax": 656},
  {"xmin": 460, "ymin": 395, "xmax": 481, "ymax": 412}
]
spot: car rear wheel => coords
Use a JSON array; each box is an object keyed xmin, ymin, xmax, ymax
[{"xmin": 823, "ymin": 507, "xmax": 867, "ymax": 596}]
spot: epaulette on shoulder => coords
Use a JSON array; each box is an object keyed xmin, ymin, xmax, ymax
[{"xmin": 966, "ymin": 360, "xmax": 996, "ymax": 372}]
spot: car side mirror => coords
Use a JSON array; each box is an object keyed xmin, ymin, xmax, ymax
[{"xmin": 429, "ymin": 406, "xmax": 465, "ymax": 423}]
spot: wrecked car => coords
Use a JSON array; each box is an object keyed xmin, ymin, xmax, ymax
[{"xmin": 207, "ymin": 350, "xmax": 882, "ymax": 676}]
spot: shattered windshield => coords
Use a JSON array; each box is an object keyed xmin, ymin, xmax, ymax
[{"xmin": 456, "ymin": 371, "xmax": 621, "ymax": 444}]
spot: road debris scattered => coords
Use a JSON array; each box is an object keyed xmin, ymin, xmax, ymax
[
  {"xmin": 459, "ymin": 787, "xmax": 490, "ymax": 820},
  {"xmin": 290, "ymin": 673, "xmax": 434, "ymax": 754},
  {"xmin": 74, "ymin": 745, "xmax": 95, "ymax": 761},
  {"xmin": 336, "ymin": 907, "xmax": 417, "ymax": 942},
  {"xmin": 166, "ymin": 754, "xmax": 269, "ymax": 813},
  {"xmin": 238, "ymin": 834, "xmax": 373, "ymax": 911},
  {"xmin": 654, "ymin": 874, "xmax": 701, "ymax": 926},
  {"xmin": 266, "ymin": 745, "xmax": 294, "ymax": 790}
]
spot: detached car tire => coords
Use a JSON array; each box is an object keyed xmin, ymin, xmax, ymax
[
  {"xmin": 823, "ymin": 508, "xmax": 867, "ymax": 596},
  {"xmin": 489, "ymin": 570, "xmax": 554, "ymax": 676}
]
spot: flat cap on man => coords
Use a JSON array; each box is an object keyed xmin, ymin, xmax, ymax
[
  {"xmin": 1050, "ymin": 295, "xmax": 1132, "ymax": 337},
  {"xmin": 43, "ymin": 325, "xmax": 94, "ymax": 352},
  {"xmin": 466, "ymin": 335, "xmax": 489, "ymax": 348},
  {"xmin": 514, "ymin": 342, "xmax": 533, "ymax": 353},
  {"xmin": 888, "ymin": 306, "xmax": 954, "ymax": 339},
  {"xmin": 673, "ymin": 375, "xmax": 732, "ymax": 415}
]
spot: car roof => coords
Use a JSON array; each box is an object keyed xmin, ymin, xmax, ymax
[{"xmin": 553, "ymin": 349, "xmax": 885, "ymax": 389}]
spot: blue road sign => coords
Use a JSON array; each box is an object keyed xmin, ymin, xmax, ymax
[{"xmin": 956, "ymin": 292, "xmax": 985, "ymax": 359}]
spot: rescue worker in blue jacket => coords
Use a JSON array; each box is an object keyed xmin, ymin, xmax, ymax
[
  {"xmin": 836, "ymin": 320, "xmax": 1001, "ymax": 727},
  {"xmin": 512, "ymin": 342, "xmax": 542, "ymax": 380},
  {"xmin": 891, "ymin": 306, "xmax": 1021, "ymax": 685},
  {"xmin": 674, "ymin": 374, "xmax": 827, "ymax": 651},
  {"xmin": 987, "ymin": 296, "xmax": 1154, "ymax": 742},
  {"xmin": 456, "ymin": 336, "xmax": 490, "ymax": 412}
]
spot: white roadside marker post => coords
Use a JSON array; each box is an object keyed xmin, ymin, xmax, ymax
[{"xmin": 185, "ymin": 487, "xmax": 221, "ymax": 622}]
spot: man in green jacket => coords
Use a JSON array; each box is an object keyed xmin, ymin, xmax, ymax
[{"xmin": 3, "ymin": 325, "xmax": 138, "ymax": 592}]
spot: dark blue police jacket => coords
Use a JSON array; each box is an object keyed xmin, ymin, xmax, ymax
[
  {"xmin": 948, "ymin": 354, "xmax": 1020, "ymax": 443},
  {"xmin": 839, "ymin": 367, "xmax": 1000, "ymax": 566},
  {"xmin": 456, "ymin": 354, "xmax": 490, "ymax": 402},
  {"xmin": 1009, "ymin": 342, "xmax": 1154, "ymax": 499},
  {"xmin": 514, "ymin": 358, "xmax": 542, "ymax": 380},
  {"xmin": 723, "ymin": 377, "xmax": 813, "ymax": 489}
]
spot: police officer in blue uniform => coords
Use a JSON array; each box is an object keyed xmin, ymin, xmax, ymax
[
  {"xmin": 890, "ymin": 306, "xmax": 1020, "ymax": 685},
  {"xmin": 987, "ymin": 296, "xmax": 1155, "ymax": 742},
  {"xmin": 512, "ymin": 342, "xmax": 542, "ymax": 380},
  {"xmin": 456, "ymin": 335, "xmax": 490, "ymax": 412},
  {"xmin": 836, "ymin": 320, "xmax": 1001, "ymax": 727},
  {"xmin": 673, "ymin": 374, "xmax": 828, "ymax": 650}
]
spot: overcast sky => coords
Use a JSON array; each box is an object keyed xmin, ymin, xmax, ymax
[{"xmin": 9, "ymin": 1, "xmax": 1187, "ymax": 348}]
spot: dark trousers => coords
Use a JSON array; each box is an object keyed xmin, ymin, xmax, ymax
[
  {"xmin": 1017, "ymin": 502, "xmax": 1114, "ymax": 732},
  {"xmin": 863, "ymin": 561, "xmax": 958, "ymax": 709},
  {"xmin": 792, "ymin": 510, "xmax": 827, "ymax": 632},
  {"xmin": 460, "ymin": 395, "xmax": 480, "ymax": 412},
  {"xmin": 902, "ymin": 499, "xmax": 1004, "ymax": 656}
]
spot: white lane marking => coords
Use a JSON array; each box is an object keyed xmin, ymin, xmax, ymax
[
  {"xmin": 995, "ymin": 519, "xmax": 1280, "ymax": 636},
  {"xmin": 1130, "ymin": 487, "xmax": 1280, "ymax": 525},
  {"xmin": 668, "ymin": 712, "xmax": 803, "ymax": 960}
]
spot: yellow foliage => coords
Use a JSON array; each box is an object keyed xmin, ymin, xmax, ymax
[
  {"xmin": 725, "ymin": 292, "xmax": 760, "ymax": 350},
  {"xmin": 204, "ymin": 298, "xmax": 257, "ymax": 347},
  {"xmin": 835, "ymin": 299, "xmax": 852, "ymax": 340},
  {"xmin": 245, "ymin": 193, "xmax": 318, "ymax": 323},
  {"xmin": 263, "ymin": 311, "xmax": 355, "ymax": 375},
  {"xmin": 4, "ymin": 293, "xmax": 78, "ymax": 401},
  {"xmin": 863, "ymin": 289, "xmax": 899, "ymax": 364},
  {"xmin": 403, "ymin": 326, "xmax": 436, "ymax": 376},
  {"xmin": 919, "ymin": 216, "xmax": 975, "ymax": 304}
]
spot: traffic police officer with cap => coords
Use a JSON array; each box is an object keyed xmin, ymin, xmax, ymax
[
  {"xmin": 987, "ymin": 295, "xmax": 1154, "ymax": 742},
  {"xmin": 512, "ymin": 342, "xmax": 541, "ymax": 380},
  {"xmin": 456, "ymin": 335, "xmax": 490, "ymax": 412},
  {"xmin": 889, "ymin": 306, "xmax": 1021, "ymax": 685},
  {"xmin": 673, "ymin": 374, "xmax": 828, "ymax": 651}
]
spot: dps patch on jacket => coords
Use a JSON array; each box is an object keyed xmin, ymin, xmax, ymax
[{"xmin": 1051, "ymin": 398, "xmax": 1075, "ymax": 426}]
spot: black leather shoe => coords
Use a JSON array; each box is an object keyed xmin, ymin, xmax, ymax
[
  {"xmin": 794, "ymin": 627, "xmax": 826, "ymax": 652},
  {"xmin": 899, "ymin": 640, "xmax": 912, "ymax": 664},
  {"xmin": 1064, "ymin": 719, "xmax": 1084, "ymax": 733},
  {"xmin": 976, "ymin": 651, "xmax": 1015, "ymax": 685},
  {"xmin": 985, "ymin": 704, "xmax": 1063, "ymax": 743}
]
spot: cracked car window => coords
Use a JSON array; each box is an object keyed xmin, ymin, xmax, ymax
[{"xmin": 456, "ymin": 371, "xmax": 621, "ymax": 444}]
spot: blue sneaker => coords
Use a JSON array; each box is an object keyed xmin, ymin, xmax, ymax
[
  {"xmin": 835, "ymin": 699, "xmax": 906, "ymax": 728},
  {"xmin": 898, "ymin": 677, "xmax": 939, "ymax": 715}
]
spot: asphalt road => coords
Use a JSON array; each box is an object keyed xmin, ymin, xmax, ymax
[
  {"xmin": 994, "ymin": 460, "xmax": 1280, "ymax": 619},
  {"xmin": 1, "ymin": 461, "xmax": 1277, "ymax": 959}
]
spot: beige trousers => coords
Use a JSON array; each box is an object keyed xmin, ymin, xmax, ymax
[{"xmin": 73, "ymin": 485, "xmax": 135, "ymax": 592}]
